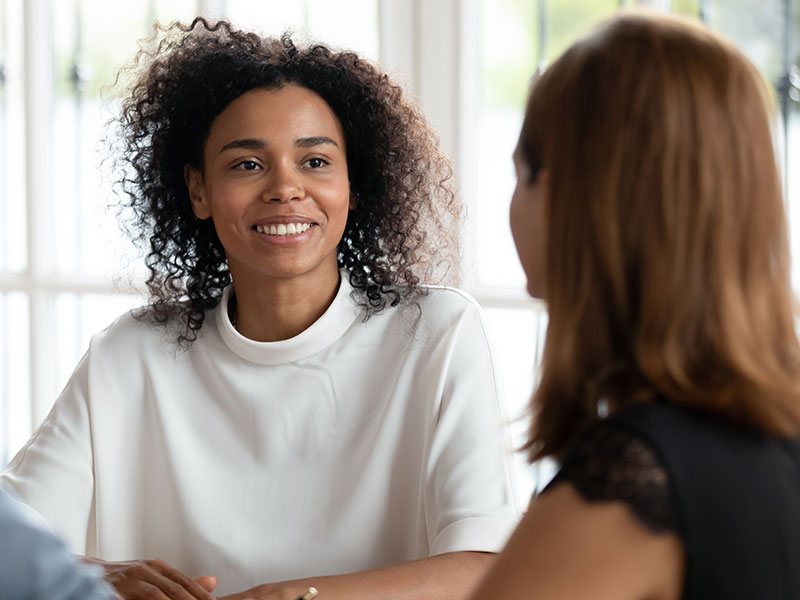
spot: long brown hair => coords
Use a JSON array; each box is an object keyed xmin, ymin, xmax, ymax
[{"xmin": 520, "ymin": 11, "xmax": 800, "ymax": 461}]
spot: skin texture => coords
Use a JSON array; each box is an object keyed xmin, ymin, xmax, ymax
[
  {"xmin": 82, "ymin": 557, "xmax": 218, "ymax": 600},
  {"xmin": 87, "ymin": 553, "xmax": 493, "ymax": 600},
  {"xmin": 217, "ymin": 551, "xmax": 493, "ymax": 600},
  {"xmin": 186, "ymin": 85, "xmax": 352, "ymax": 342},
  {"xmin": 509, "ymin": 154, "xmax": 548, "ymax": 300},
  {"xmin": 468, "ymin": 484, "xmax": 684, "ymax": 600}
]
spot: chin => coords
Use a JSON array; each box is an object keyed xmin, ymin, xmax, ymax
[{"xmin": 526, "ymin": 280, "xmax": 546, "ymax": 300}]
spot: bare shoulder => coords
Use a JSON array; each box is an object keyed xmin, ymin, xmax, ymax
[{"xmin": 469, "ymin": 482, "xmax": 684, "ymax": 600}]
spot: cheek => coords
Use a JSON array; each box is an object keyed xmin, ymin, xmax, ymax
[
  {"xmin": 528, "ymin": 201, "xmax": 548, "ymax": 298},
  {"xmin": 324, "ymin": 182, "xmax": 352, "ymax": 224},
  {"xmin": 509, "ymin": 188, "xmax": 531, "ymax": 261},
  {"xmin": 509, "ymin": 185, "xmax": 547, "ymax": 298},
  {"xmin": 316, "ymin": 182, "xmax": 352, "ymax": 248}
]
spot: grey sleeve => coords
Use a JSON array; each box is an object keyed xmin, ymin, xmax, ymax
[{"xmin": 0, "ymin": 490, "xmax": 115, "ymax": 600}]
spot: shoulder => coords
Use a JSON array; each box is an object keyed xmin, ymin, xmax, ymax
[
  {"xmin": 89, "ymin": 308, "xmax": 160, "ymax": 353},
  {"xmin": 609, "ymin": 402, "xmax": 800, "ymax": 548},
  {"xmin": 548, "ymin": 417, "xmax": 676, "ymax": 534},
  {"xmin": 387, "ymin": 285, "xmax": 494, "ymax": 350},
  {"xmin": 417, "ymin": 284, "xmax": 482, "ymax": 310},
  {"xmin": 418, "ymin": 284, "xmax": 482, "ymax": 306},
  {"xmin": 412, "ymin": 285, "xmax": 486, "ymax": 327},
  {"xmin": 609, "ymin": 402, "xmax": 793, "ymax": 467},
  {"xmin": 606, "ymin": 406, "xmax": 800, "ymax": 597},
  {"xmin": 470, "ymin": 470, "xmax": 684, "ymax": 600},
  {"xmin": 610, "ymin": 402, "xmax": 710, "ymax": 437},
  {"xmin": 612, "ymin": 400, "xmax": 800, "ymax": 488},
  {"xmin": 88, "ymin": 302, "xmax": 217, "ymax": 360}
]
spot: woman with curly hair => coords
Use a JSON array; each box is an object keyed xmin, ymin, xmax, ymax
[
  {"xmin": 469, "ymin": 11, "xmax": 800, "ymax": 600},
  {"xmin": 1, "ymin": 18, "xmax": 519, "ymax": 600}
]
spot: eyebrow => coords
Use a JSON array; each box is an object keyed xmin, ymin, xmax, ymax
[
  {"xmin": 219, "ymin": 136, "xmax": 339, "ymax": 154},
  {"xmin": 295, "ymin": 136, "xmax": 339, "ymax": 148}
]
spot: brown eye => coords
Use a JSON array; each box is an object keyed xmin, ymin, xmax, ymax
[
  {"xmin": 234, "ymin": 160, "xmax": 260, "ymax": 171},
  {"xmin": 304, "ymin": 157, "xmax": 328, "ymax": 169}
]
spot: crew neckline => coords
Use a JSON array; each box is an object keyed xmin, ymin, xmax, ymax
[{"xmin": 215, "ymin": 273, "xmax": 359, "ymax": 364}]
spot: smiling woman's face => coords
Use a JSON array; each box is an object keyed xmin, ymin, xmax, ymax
[{"xmin": 185, "ymin": 84, "xmax": 352, "ymax": 288}]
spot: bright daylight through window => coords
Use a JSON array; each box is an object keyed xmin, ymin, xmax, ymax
[{"xmin": 0, "ymin": 1, "xmax": 798, "ymax": 503}]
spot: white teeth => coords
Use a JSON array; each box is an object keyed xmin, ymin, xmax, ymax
[{"xmin": 255, "ymin": 222, "xmax": 311, "ymax": 236}]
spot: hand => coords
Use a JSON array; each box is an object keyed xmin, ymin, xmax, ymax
[{"xmin": 83, "ymin": 556, "xmax": 218, "ymax": 600}]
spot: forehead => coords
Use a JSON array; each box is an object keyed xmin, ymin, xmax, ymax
[{"xmin": 205, "ymin": 85, "xmax": 345, "ymax": 149}]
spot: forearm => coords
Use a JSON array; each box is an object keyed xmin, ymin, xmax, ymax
[{"xmin": 222, "ymin": 551, "xmax": 495, "ymax": 600}]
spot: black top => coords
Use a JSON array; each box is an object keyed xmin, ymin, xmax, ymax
[{"xmin": 546, "ymin": 403, "xmax": 800, "ymax": 600}]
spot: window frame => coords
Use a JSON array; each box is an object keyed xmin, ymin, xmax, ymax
[{"xmin": 2, "ymin": 0, "xmax": 798, "ymax": 470}]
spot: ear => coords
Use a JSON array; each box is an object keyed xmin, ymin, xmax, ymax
[
  {"xmin": 349, "ymin": 190, "xmax": 358, "ymax": 210},
  {"xmin": 184, "ymin": 164, "xmax": 211, "ymax": 220}
]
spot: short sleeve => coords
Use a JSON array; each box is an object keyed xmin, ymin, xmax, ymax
[
  {"xmin": 545, "ymin": 420, "xmax": 677, "ymax": 534},
  {"xmin": 0, "ymin": 351, "xmax": 96, "ymax": 554},
  {"xmin": 423, "ymin": 299, "xmax": 522, "ymax": 555}
]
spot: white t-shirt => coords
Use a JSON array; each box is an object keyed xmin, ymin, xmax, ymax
[{"xmin": 1, "ymin": 276, "xmax": 520, "ymax": 594}]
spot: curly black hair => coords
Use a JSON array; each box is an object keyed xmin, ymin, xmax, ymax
[{"xmin": 112, "ymin": 18, "xmax": 461, "ymax": 344}]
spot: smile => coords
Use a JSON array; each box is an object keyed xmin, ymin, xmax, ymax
[{"xmin": 254, "ymin": 223, "xmax": 313, "ymax": 236}]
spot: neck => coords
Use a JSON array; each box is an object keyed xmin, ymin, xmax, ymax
[{"xmin": 230, "ymin": 269, "xmax": 341, "ymax": 342}]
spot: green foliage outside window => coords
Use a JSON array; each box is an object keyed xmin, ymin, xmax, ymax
[{"xmin": 481, "ymin": 0, "xmax": 799, "ymax": 112}]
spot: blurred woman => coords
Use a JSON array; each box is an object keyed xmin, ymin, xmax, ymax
[{"xmin": 470, "ymin": 11, "xmax": 800, "ymax": 600}]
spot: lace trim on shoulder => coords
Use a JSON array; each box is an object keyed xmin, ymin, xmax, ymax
[{"xmin": 545, "ymin": 421, "xmax": 676, "ymax": 534}]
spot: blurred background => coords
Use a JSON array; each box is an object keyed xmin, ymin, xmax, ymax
[{"xmin": 0, "ymin": 0, "xmax": 798, "ymax": 500}]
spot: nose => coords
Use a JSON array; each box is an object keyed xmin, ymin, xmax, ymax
[{"xmin": 263, "ymin": 161, "xmax": 304, "ymax": 203}]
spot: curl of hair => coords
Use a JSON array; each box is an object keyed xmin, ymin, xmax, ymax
[{"xmin": 111, "ymin": 18, "xmax": 460, "ymax": 345}]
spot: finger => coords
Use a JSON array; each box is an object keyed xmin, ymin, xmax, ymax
[
  {"xmin": 116, "ymin": 580, "xmax": 171, "ymax": 600},
  {"xmin": 124, "ymin": 563, "xmax": 200, "ymax": 600},
  {"xmin": 149, "ymin": 560, "xmax": 217, "ymax": 599},
  {"xmin": 194, "ymin": 576, "xmax": 218, "ymax": 592}
]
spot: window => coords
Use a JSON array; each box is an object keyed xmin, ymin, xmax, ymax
[
  {"xmin": 0, "ymin": 0, "xmax": 379, "ymax": 465},
  {"xmin": 468, "ymin": 0, "xmax": 799, "ymax": 495},
  {"xmin": 1, "ymin": 1, "xmax": 798, "ymax": 503}
]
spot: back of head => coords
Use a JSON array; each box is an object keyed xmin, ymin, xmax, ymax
[{"xmin": 520, "ymin": 11, "xmax": 800, "ymax": 460}]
